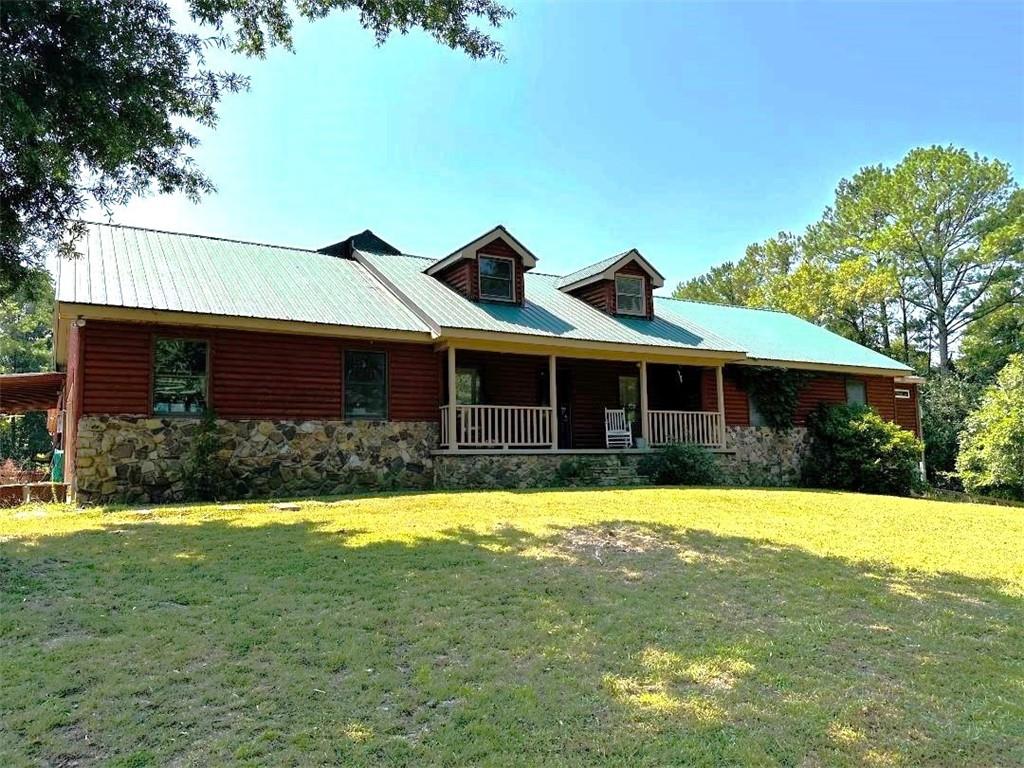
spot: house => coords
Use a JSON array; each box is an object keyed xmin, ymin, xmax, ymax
[{"xmin": 20, "ymin": 222, "xmax": 922, "ymax": 503}]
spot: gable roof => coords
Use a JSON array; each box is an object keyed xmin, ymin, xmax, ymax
[
  {"xmin": 655, "ymin": 297, "xmax": 913, "ymax": 372},
  {"xmin": 361, "ymin": 250, "xmax": 741, "ymax": 355},
  {"xmin": 53, "ymin": 223, "xmax": 913, "ymax": 374},
  {"xmin": 56, "ymin": 223, "xmax": 432, "ymax": 334},
  {"xmin": 424, "ymin": 225, "xmax": 538, "ymax": 275},
  {"xmin": 557, "ymin": 249, "xmax": 666, "ymax": 291}
]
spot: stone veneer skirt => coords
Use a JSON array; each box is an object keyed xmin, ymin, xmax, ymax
[
  {"xmin": 73, "ymin": 418, "xmax": 811, "ymax": 504},
  {"xmin": 74, "ymin": 416, "xmax": 438, "ymax": 504}
]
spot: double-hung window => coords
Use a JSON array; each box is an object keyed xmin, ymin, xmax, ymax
[
  {"xmin": 344, "ymin": 351, "xmax": 388, "ymax": 419},
  {"xmin": 615, "ymin": 275, "xmax": 645, "ymax": 316},
  {"xmin": 153, "ymin": 338, "xmax": 208, "ymax": 415},
  {"xmin": 478, "ymin": 256, "xmax": 514, "ymax": 302}
]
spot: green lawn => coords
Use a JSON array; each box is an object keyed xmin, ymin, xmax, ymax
[{"xmin": 1, "ymin": 488, "xmax": 1022, "ymax": 767}]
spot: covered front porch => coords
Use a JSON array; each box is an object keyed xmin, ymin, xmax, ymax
[{"xmin": 437, "ymin": 346, "xmax": 728, "ymax": 452}]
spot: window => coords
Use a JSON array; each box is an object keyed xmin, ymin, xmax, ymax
[
  {"xmin": 895, "ymin": 387, "xmax": 911, "ymax": 399},
  {"xmin": 153, "ymin": 338, "xmax": 208, "ymax": 415},
  {"xmin": 846, "ymin": 379, "xmax": 867, "ymax": 406},
  {"xmin": 344, "ymin": 351, "xmax": 387, "ymax": 419},
  {"xmin": 615, "ymin": 275, "xmax": 645, "ymax": 316},
  {"xmin": 456, "ymin": 367, "xmax": 482, "ymax": 405},
  {"xmin": 478, "ymin": 256, "xmax": 515, "ymax": 301},
  {"xmin": 749, "ymin": 396, "xmax": 767, "ymax": 427}
]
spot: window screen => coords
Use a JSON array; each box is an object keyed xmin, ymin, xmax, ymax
[{"xmin": 846, "ymin": 379, "xmax": 867, "ymax": 406}]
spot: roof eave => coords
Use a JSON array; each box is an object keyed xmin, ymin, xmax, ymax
[
  {"xmin": 425, "ymin": 225, "xmax": 539, "ymax": 275},
  {"xmin": 557, "ymin": 249, "xmax": 666, "ymax": 292}
]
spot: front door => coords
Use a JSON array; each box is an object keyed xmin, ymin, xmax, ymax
[
  {"xmin": 557, "ymin": 368, "xmax": 573, "ymax": 449},
  {"xmin": 619, "ymin": 374, "xmax": 640, "ymax": 446}
]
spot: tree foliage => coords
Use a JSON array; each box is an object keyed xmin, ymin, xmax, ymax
[
  {"xmin": 674, "ymin": 146, "xmax": 1023, "ymax": 373},
  {"xmin": 0, "ymin": 0, "xmax": 512, "ymax": 294},
  {"xmin": 919, "ymin": 372, "xmax": 980, "ymax": 488},
  {"xmin": 0, "ymin": 268, "xmax": 54, "ymax": 373},
  {"xmin": 956, "ymin": 355, "xmax": 1024, "ymax": 501}
]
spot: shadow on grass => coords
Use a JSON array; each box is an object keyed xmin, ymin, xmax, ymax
[{"xmin": 1, "ymin": 517, "xmax": 1021, "ymax": 767}]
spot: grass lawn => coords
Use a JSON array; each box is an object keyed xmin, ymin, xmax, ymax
[{"xmin": 1, "ymin": 488, "xmax": 1022, "ymax": 767}]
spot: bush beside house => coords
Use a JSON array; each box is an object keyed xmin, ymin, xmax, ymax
[
  {"xmin": 803, "ymin": 404, "xmax": 923, "ymax": 496},
  {"xmin": 638, "ymin": 442, "xmax": 720, "ymax": 485}
]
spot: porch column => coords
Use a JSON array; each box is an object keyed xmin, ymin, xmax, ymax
[
  {"xmin": 715, "ymin": 364, "xmax": 726, "ymax": 449},
  {"xmin": 639, "ymin": 360, "xmax": 650, "ymax": 447},
  {"xmin": 548, "ymin": 355, "xmax": 558, "ymax": 451},
  {"xmin": 447, "ymin": 346, "xmax": 458, "ymax": 452}
]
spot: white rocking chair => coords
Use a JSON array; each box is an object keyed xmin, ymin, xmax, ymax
[{"xmin": 605, "ymin": 408, "xmax": 633, "ymax": 449}]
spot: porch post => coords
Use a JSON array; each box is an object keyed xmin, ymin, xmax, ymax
[
  {"xmin": 639, "ymin": 360, "xmax": 650, "ymax": 448},
  {"xmin": 548, "ymin": 355, "xmax": 558, "ymax": 451},
  {"xmin": 715, "ymin": 364, "xmax": 726, "ymax": 449},
  {"xmin": 447, "ymin": 346, "xmax": 458, "ymax": 452}
]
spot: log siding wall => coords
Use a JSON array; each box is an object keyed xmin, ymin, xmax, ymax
[{"xmin": 75, "ymin": 321, "xmax": 438, "ymax": 422}]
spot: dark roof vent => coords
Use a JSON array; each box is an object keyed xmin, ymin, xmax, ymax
[{"xmin": 318, "ymin": 229, "xmax": 401, "ymax": 259}]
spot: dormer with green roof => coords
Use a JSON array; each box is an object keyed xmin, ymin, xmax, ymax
[{"xmin": 557, "ymin": 249, "xmax": 665, "ymax": 320}]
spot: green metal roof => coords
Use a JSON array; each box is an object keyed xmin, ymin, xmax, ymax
[
  {"xmin": 56, "ymin": 224, "xmax": 431, "ymax": 334},
  {"xmin": 655, "ymin": 297, "xmax": 912, "ymax": 371},
  {"xmin": 55, "ymin": 223, "xmax": 912, "ymax": 373},
  {"xmin": 555, "ymin": 253, "xmax": 627, "ymax": 289},
  {"xmin": 361, "ymin": 251, "xmax": 743, "ymax": 353}
]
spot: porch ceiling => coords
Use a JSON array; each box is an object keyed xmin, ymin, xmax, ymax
[{"xmin": 0, "ymin": 372, "xmax": 65, "ymax": 414}]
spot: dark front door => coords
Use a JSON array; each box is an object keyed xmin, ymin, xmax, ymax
[
  {"xmin": 619, "ymin": 374, "xmax": 640, "ymax": 444},
  {"xmin": 557, "ymin": 368, "xmax": 573, "ymax": 449}
]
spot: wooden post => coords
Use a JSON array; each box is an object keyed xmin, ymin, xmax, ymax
[
  {"xmin": 548, "ymin": 355, "xmax": 558, "ymax": 450},
  {"xmin": 715, "ymin": 364, "xmax": 726, "ymax": 449},
  {"xmin": 639, "ymin": 360, "xmax": 649, "ymax": 448},
  {"xmin": 447, "ymin": 346, "xmax": 458, "ymax": 452}
]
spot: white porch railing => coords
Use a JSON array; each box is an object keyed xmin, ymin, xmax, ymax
[
  {"xmin": 648, "ymin": 410, "xmax": 724, "ymax": 448},
  {"xmin": 440, "ymin": 405, "xmax": 554, "ymax": 449}
]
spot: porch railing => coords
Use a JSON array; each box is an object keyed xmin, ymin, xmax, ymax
[
  {"xmin": 648, "ymin": 410, "xmax": 724, "ymax": 448},
  {"xmin": 440, "ymin": 405, "xmax": 554, "ymax": 449}
]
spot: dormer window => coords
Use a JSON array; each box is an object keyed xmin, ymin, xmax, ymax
[
  {"xmin": 479, "ymin": 255, "xmax": 515, "ymax": 302},
  {"xmin": 615, "ymin": 275, "xmax": 645, "ymax": 316}
]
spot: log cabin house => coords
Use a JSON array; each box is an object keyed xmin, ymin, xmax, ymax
[{"xmin": 4, "ymin": 223, "xmax": 923, "ymax": 503}]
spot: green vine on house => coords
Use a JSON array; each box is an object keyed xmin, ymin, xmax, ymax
[{"xmin": 733, "ymin": 366, "xmax": 812, "ymax": 429}]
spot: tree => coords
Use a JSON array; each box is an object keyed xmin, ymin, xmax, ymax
[
  {"xmin": 0, "ymin": 0, "xmax": 513, "ymax": 295},
  {"xmin": 0, "ymin": 267, "xmax": 54, "ymax": 373},
  {"xmin": 868, "ymin": 148, "xmax": 1023, "ymax": 372},
  {"xmin": 956, "ymin": 354, "xmax": 1024, "ymax": 500},
  {"xmin": 919, "ymin": 372, "xmax": 980, "ymax": 487},
  {"xmin": 674, "ymin": 232, "xmax": 796, "ymax": 306},
  {"xmin": 0, "ymin": 268, "xmax": 55, "ymax": 469},
  {"xmin": 959, "ymin": 285, "xmax": 1024, "ymax": 384}
]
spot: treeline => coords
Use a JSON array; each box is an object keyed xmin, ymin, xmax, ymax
[{"xmin": 676, "ymin": 145, "xmax": 1024, "ymax": 496}]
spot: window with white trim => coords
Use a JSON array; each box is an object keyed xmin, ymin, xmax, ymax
[
  {"xmin": 615, "ymin": 274, "xmax": 645, "ymax": 316},
  {"xmin": 478, "ymin": 255, "xmax": 515, "ymax": 301},
  {"xmin": 895, "ymin": 387, "xmax": 911, "ymax": 399}
]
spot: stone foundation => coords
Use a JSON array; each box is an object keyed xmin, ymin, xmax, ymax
[
  {"xmin": 72, "ymin": 418, "xmax": 811, "ymax": 504},
  {"xmin": 434, "ymin": 452, "xmax": 648, "ymax": 490},
  {"xmin": 74, "ymin": 416, "xmax": 437, "ymax": 504},
  {"xmin": 717, "ymin": 426, "xmax": 809, "ymax": 486}
]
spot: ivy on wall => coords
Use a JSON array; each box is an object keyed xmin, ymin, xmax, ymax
[{"xmin": 734, "ymin": 366, "xmax": 812, "ymax": 429}]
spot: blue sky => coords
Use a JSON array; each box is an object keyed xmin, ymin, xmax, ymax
[{"xmin": 99, "ymin": 0, "xmax": 1024, "ymax": 291}]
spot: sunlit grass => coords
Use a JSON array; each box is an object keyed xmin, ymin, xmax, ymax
[{"xmin": 1, "ymin": 488, "xmax": 1022, "ymax": 766}]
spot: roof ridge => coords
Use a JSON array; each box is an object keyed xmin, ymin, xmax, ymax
[
  {"xmin": 656, "ymin": 294, "xmax": 790, "ymax": 314},
  {"xmin": 78, "ymin": 220, "xmax": 319, "ymax": 254}
]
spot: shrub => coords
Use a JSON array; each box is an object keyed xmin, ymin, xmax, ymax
[
  {"xmin": 732, "ymin": 366, "xmax": 811, "ymax": 429},
  {"xmin": 802, "ymin": 404, "xmax": 923, "ymax": 496},
  {"xmin": 638, "ymin": 442, "xmax": 719, "ymax": 485},
  {"xmin": 956, "ymin": 354, "xmax": 1024, "ymax": 501},
  {"xmin": 181, "ymin": 410, "xmax": 234, "ymax": 501}
]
